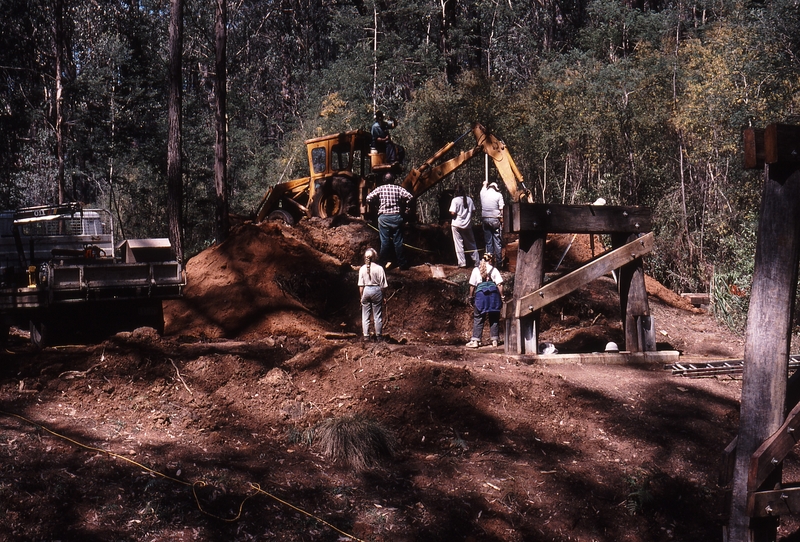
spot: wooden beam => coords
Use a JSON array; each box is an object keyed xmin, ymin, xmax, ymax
[
  {"xmin": 505, "ymin": 203, "xmax": 651, "ymax": 234},
  {"xmin": 613, "ymin": 232, "xmax": 654, "ymax": 352},
  {"xmin": 748, "ymin": 487, "xmax": 800, "ymax": 518},
  {"xmin": 728, "ymin": 164, "xmax": 800, "ymax": 541},
  {"xmin": 511, "ymin": 232, "xmax": 654, "ymax": 319},
  {"xmin": 748, "ymin": 399, "xmax": 800, "ymax": 493},
  {"xmin": 765, "ymin": 124, "xmax": 800, "ymax": 165},
  {"xmin": 528, "ymin": 350, "xmax": 678, "ymax": 364},
  {"xmin": 504, "ymin": 230, "xmax": 545, "ymax": 354},
  {"xmin": 680, "ymin": 292, "xmax": 710, "ymax": 306},
  {"xmin": 743, "ymin": 127, "xmax": 765, "ymax": 170}
]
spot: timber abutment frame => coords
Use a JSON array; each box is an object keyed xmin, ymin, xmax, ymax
[{"xmin": 501, "ymin": 202, "xmax": 656, "ymax": 356}]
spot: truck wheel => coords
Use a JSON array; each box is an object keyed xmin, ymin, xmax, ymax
[
  {"xmin": 311, "ymin": 187, "xmax": 343, "ymax": 218},
  {"xmin": 268, "ymin": 209, "xmax": 296, "ymax": 225}
]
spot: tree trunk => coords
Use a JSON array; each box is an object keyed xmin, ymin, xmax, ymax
[
  {"xmin": 167, "ymin": 0, "xmax": 184, "ymax": 261},
  {"xmin": 214, "ymin": 0, "xmax": 229, "ymax": 243},
  {"xmin": 55, "ymin": 0, "xmax": 65, "ymax": 204}
]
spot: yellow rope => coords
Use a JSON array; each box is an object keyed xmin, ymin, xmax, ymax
[
  {"xmin": 365, "ymin": 221, "xmax": 435, "ymax": 253},
  {"xmin": 0, "ymin": 409, "xmax": 365, "ymax": 542}
]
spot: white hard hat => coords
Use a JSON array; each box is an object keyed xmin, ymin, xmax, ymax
[{"xmin": 605, "ymin": 341, "xmax": 619, "ymax": 353}]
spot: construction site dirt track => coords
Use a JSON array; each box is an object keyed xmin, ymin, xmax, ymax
[{"xmin": 3, "ymin": 218, "xmax": 798, "ymax": 542}]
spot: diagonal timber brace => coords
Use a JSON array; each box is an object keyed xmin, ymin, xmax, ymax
[{"xmin": 506, "ymin": 232, "xmax": 654, "ymax": 319}]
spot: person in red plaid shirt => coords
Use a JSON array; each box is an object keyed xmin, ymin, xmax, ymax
[{"xmin": 366, "ymin": 173, "xmax": 413, "ymax": 270}]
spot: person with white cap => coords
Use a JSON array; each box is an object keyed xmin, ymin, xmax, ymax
[
  {"xmin": 358, "ymin": 247, "xmax": 388, "ymax": 341},
  {"xmin": 480, "ymin": 179, "xmax": 505, "ymax": 266}
]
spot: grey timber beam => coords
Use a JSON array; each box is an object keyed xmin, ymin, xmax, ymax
[{"xmin": 505, "ymin": 203, "xmax": 651, "ymax": 234}]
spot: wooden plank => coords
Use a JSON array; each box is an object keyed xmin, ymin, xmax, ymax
[
  {"xmin": 429, "ymin": 265, "xmax": 446, "ymax": 279},
  {"xmin": 681, "ymin": 292, "xmax": 710, "ymax": 306},
  {"xmin": 765, "ymin": 124, "xmax": 800, "ymax": 165},
  {"xmin": 505, "ymin": 203, "xmax": 651, "ymax": 234},
  {"xmin": 528, "ymin": 350, "xmax": 678, "ymax": 365},
  {"xmin": 728, "ymin": 163, "xmax": 800, "ymax": 541},
  {"xmin": 748, "ymin": 399, "xmax": 800, "ymax": 492},
  {"xmin": 743, "ymin": 128, "xmax": 765, "ymax": 170},
  {"xmin": 513, "ymin": 232, "xmax": 654, "ymax": 319},
  {"xmin": 748, "ymin": 487, "xmax": 800, "ymax": 517}
]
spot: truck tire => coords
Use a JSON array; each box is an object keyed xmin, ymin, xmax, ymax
[
  {"xmin": 267, "ymin": 209, "xmax": 296, "ymax": 225},
  {"xmin": 312, "ymin": 176, "xmax": 359, "ymax": 218},
  {"xmin": 311, "ymin": 188, "xmax": 341, "ymax": 218}
]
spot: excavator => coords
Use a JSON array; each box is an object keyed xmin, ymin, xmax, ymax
[{"xmin": 254, "ymin": 122, "xmax": 532, "ymax": 225}]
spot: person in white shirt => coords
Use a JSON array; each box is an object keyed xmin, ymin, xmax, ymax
[
  {"xmin": 357, "ymin": 248, "xmax": 389, "ymax": 341},
  {"xmin": 479, "ymin": 180, "xmax": 505, "ymax": 267},
  {"xmin": 448, "ymin": 184, "xmax": 480, "ymax": 268}
]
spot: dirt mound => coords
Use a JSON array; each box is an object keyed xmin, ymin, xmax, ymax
[
  {"xmin": 166, "ymin": 221, "xmax": 718, "ymax": 354},
  {"xmin": 164, "ymin": 221, "xmax": 350, "ymax": 340},
  {"xmin": 166, "ymin": 219, "xmax": 475, "ymax": 346}
]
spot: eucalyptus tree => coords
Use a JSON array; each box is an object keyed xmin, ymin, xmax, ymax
[
  {"xmin": 213, "ymin": 0, "xmax": 228, "ymax": 243},
  {"xmin": 168, "ymin": 0, "xmax": 184, "ymax": 261}
]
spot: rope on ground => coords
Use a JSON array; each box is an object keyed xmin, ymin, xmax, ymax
[
  {"xmin": 0, "ymin": 409, "xmax": 365, "ymax": 542},
  {"xmin": 365, "ymin": 221, "xmax": 435, "ymax": 253}
]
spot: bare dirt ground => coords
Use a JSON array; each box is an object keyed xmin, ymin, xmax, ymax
[{"xmin": 3, "ymin": 217, "xmax": 797, "ymax": 542}]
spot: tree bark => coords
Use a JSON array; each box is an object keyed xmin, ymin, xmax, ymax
[
  {"xmin": 167, "ymin": 0, "xmax": 184, "ymax": 261},
  {"xmin": 214, "ymin": 0, "xmax": 229, "ymax": 243}
]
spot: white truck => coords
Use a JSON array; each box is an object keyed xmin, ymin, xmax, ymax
[{"xmin": 0, "ymin": 203, "xmax": 185, "ymax": 347}]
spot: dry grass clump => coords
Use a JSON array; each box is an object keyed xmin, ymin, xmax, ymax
[{"xmin": 311, "ymin": 415, "xmax": 395, "ymax": 471}]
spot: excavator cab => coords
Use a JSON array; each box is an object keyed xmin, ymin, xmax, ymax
[{"xmin": 255, "ymin": 130, "xmax": 376, "ymax": 224}]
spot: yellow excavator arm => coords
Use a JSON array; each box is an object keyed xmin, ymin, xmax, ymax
[{"xmin": 401, "ymin": 123, "xmax": 532, "ymax": 202}]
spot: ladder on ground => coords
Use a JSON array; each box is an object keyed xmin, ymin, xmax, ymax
[{"xmin": 667, "ymin": 355, "xmax": 800, "ymax": 377}]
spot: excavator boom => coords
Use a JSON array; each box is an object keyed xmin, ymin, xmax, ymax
[{"xmin": 401, "ymin": 123, "xmax": 531, "ymax": 202}]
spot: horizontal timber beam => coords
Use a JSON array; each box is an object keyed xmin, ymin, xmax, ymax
[
  {"xmin": 743, "ymin": 123, "xmax": 800, "ymax": 169},
  {"xmin": 505, "ymin": 203, "xmax": 651, "ymax": 234},
  {"xmin": 748, "ymin": 487, "xmax": 800, "ymax": 518},
  {"xmin": 510, "ymin": 232, "xmax": 654, "ymax": 319}
]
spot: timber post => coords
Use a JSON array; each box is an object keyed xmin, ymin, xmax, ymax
[
  {"xmin": 503, "ymin": 230, "xmax": 545, "ymax": 354},
  {"xmin": 503, "ymin": 202, "xmax": 654, "ymax": 355},
  {"xmin": 727, "ymin": 124, "xmax": 800, "ymax": 541}
]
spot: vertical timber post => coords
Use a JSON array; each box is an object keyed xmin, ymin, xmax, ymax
[
  {"xmin": 612, "ymin": 233, "xmax": 654, "ymax": 352},
  {"xmin": 505, "ymin": 229, "xmax": 545, "ymax": 354},
  {"xmin": 727, "ymin": 161, "xmax": 800, "ymax": 541}
]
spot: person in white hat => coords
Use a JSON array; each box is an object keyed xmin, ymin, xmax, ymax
[
  {"xmin": 479, "ymin": 179, "xmax": 505, "ymax": 266},
  {"xmin": 358, "ymin": 248, "xmax": 388, "ymax": 341}
]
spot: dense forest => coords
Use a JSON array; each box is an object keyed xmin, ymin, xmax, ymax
[{"xmin": 1, "ymin": 0, "xmax": 798, "ymax": 330}]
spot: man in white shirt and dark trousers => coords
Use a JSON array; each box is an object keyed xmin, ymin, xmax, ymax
[
  {"xmin": 449, "ymin": 184, "xmax": 480, "ymax": 268},
  {"xmin": 480, "ymin": 180, "xmax": 505, "ymax": 267}
]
